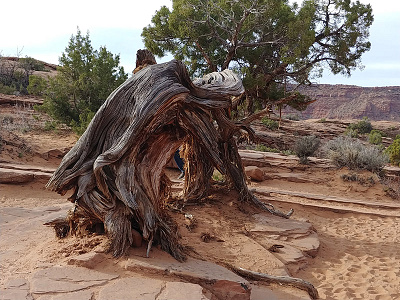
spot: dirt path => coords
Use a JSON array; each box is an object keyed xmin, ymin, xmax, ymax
[{"xmin": 270, "ymin": 199, "xmax": 400, "ymax": 300}]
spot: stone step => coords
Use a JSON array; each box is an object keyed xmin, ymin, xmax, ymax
[{"xmin": 254, "ymin": 187, "xmax": 400, "ymax": 217}]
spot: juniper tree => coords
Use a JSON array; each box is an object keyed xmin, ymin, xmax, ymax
[{"xmin": 142, "ymin": 0, "xmax": 373, "ymax": 114}]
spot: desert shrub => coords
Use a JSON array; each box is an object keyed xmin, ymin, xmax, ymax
[
  {"xmin": 346, "ymin": 117, "xmax": 373, "ymax": 136},
  {"xmin": 19, "ymin": 57, "xmax": 46, "ymax": 72},
  {"xmin": 261, "ymin": 117, "xmax": 279, "ymax": 130},
  {"xmin": 71, "ymin": 109, "xmax": 95, "ymax": 136},
  {"xmin": 44, "ymin": 120, "xmax": 58, "ymax": 131},
  {"xmin": 345, "ymin": 128, "xmax": 359, "ymax": 138},
  {"xmin": 294, "ymin": 135, "xmax": 320, "ymax": 164},
  {"xmin": 0, "ymin": 82, "xmax": 17, "ymax": 94},
  {"xmin": 281, "ymin": 149, "xmax": 296, "ymax": 156},
  {"xmin": 385, "ymin": 136, "xmax": 400, "ymax": 166},
  {"xmin": 323, "ymin": 136, "xmax": 388, "ymax": 173},
  {"xmin": 255, "ymin": 144, "xmax": 279, "ymax": 153},
  {"xmin": 317, "ymin": 118, "xmax": 327, "ymax": 123},
  {"xmin": 285, "ymin": 114, "xmax": 300, "ymax": 121},
  {"xmin": 27, "ymin": 75, "xmax": 47, "ymax": 96},
  {"xmin": 341, "ymin": 172, "xmax": 376, "ymax": 186},
  {"xmin": 368, "ymin": 129, "xmax": 383, "ymax": 145},
  {"xmin": 1, "ymin": 115, "xmax": 14, "ymax": 126},
  {"xmin": 382, "ymin": 177, "xmax": 400, "ymax": 200}
]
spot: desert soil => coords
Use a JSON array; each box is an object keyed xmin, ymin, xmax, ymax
[{"xmin": 1, "ymin": 101, "xmax": 400, "ymax": 299}]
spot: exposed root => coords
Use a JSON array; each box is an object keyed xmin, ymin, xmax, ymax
[{"xmin": 228, "ymin": 265, "xmax": 319, "ymax": 299}]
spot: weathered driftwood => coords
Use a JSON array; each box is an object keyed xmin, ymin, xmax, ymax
[
  {"xmin": 227, "ymin": 265, "xmax": 319, "ymax": 299},
  {"xmin": 46, "ymin": 51, "xmax": 292, "ymax": 261}
]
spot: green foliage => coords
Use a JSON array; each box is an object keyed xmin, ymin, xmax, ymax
[
  {"xmin": 385, "ymin": 136, "xmax": 400, "ymax": 166},
  {"xmin": 323, "ymin": 136, "xmax": 388, "ymax": 173},
  {"xmin": 44, "ymin": 120, "xmax": 58, "ymax": 131},
  {"xmin": 281, "ymin": 149, "xmax": 296, "ymax": 156},
  {"xmin": 261, "ymin": 117, "xmax": 279, "ymax": 130},
  {"xmin": 345, "ymin": 128, "xmax": 359, "ymax": 138},
  {"xmin": 255, "ymin": 144, "xmax": 280, "ymax": 153},
  {"xmin": 294, "ymin": 135, "xmax": 320, "ymax": 164},
  {"xmin": 142, "ymin": 0, "xmax": 373, "ymax": 114},
  {"xmin": 368, "ymin": 129, "xmax": 383, "ymax": 145},
  {"xmin": 19, "ymin": 57, "xmax": 46, "ymax": 72},
  {"xmin": 41, "ymin": 28, "xmax": 127, "ymax": 135},
  {"xmin": 317, "ymin": 118, "xmax": 327, "ymax": 123},
  {"xmin": 0, "ymin": 82, "xmax": 16, "ymax": 94},
  {"xmin": 0, "ymin": 56, "xmax": 47, "ymax": 95},
  {"xmin": 71, "ymin": 109, "xmax": 95, "ymax": 136},
  {"xmin": 285, "ymin": 114, "xmax": 300, "ymax": 121},
  {"xmin": 27, "ymin": 75, "xmax": 47, "ymax": 96},
  {"xmin": 212, "ymin": 169, "xmax": 225, "ymax": 182},
  {"xmin": 346, "ymin": 117, "xmax": 373, "ymax": 135}
]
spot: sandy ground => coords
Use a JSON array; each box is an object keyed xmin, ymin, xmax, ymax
[
  {"xmin": 2, "ymin": 167, "xmax": 399, "ymax": 299},
  {"xmin": 1, "ymin": 108, "xmax": 400, "ymax": 299}
]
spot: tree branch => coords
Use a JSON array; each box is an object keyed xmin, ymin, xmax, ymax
[
  {"xmin": 195, "ymin": 41, "xmax": 217, "ymax": 72},
  {"xmin": 228, "ymin": 265, "xmax": 319, "ymax": 300}
]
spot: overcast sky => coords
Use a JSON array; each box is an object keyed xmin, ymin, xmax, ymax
[{"xmin": 1, "ymin": 0, "xmax": 399, "ymax": 87}]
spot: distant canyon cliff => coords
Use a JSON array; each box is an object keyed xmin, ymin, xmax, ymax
[{"xmin": 285, "ymin": 85, "xmax": 400, "ymax": 121}]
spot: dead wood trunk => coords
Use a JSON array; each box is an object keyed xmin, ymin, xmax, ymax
[
  {"xmin": 230, "ymin": 266, "xmax": 319, "ymax": 299},
  {"xmin": 46, "ymin": 55, "xmax": 291, "ymax": 261}
]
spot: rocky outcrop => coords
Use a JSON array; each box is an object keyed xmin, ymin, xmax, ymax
[
  {"xmin": 0, "ymin": 162, "xmax": 55, "ymax": 183},
  {"xmin": 285, "ymin": 85, "xmax": 400, "ymax": 121},
  {"xmin": 245, "ymin": 166, "xmax": 264, "ymax": 181}
]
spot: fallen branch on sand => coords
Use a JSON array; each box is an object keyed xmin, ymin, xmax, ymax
[{"xmin": 229, "ymin": 265, "xmax": 319, "ymax": 299}]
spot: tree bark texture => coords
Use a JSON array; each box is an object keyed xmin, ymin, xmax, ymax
[{"xmin": 46, "ymin": 59, "xmax": 289, "ymax": 261}]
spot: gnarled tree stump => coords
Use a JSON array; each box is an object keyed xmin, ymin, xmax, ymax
[{"xmin": 46, "ymin": 51, "xmax": 292, "ymax": 261}]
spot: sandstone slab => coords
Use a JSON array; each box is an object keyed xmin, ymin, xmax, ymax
[
  {"xmin": 67, "ymin": 252, "xmax": 108, "ymax": 269},
  {"xmin": 158, "ymin": 281, "xmax": 210, "ymax": 300},
  {"xmin": 98, "ymin": 276, "xmax": 211, "ymax": 300},
  {"xmin": 124, "ymin": 253, "xmax": 247, "ymax": 284},
  {"xmin": 36, "ymin": 290, "xmax": 93, "ymax": 300},
  {"xmin": 0, "ymin": 168, "xmax": 34, "ymax": 183},
  {"xmin": 246, "ymin": 214, "xmax": 319, "ymax": 274},
  {"xmin": 0, "ymin": 278, "xmax": 32, "ymax": 300},
  {"xmin": 98, "ymin": 276, "xmax": 163, "ymax": 300}
]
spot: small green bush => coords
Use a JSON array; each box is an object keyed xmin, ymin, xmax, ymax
[
  {"xmin": 255, "ymin": 144, "xmax": 280, "ymax": 153},
  {"xmin": 294, "ymin": 135, "xmax": 320, "ymax": 164},
  {"xmin": 317, "ymin": 118, "xmax": 327, "ymax": 123},
  {"xmin": 346, "ymin": 117, "xmax": 373, "ymax": 135},
  {"xmin": 285, "ymin": 114, "xmax": 300, "ymax": 121},
  {"xmin": 20, "ymin": 57, "xmax": 46, "ymax": 71},
  {"xmin": 44, "ymin": 120, "xmax": 58, "ymax": 131},
  {"xmin": 27, "ymin": 75, "xmax": 47, "ymax": 96},
  {"xmin": 261, "ymin": 117, "xmax": 279, "ymax": 130},
  {"xmin": 281, "ymin": 149, "xmax": 296, "ymax": 156},
  {"xmin": 0, "ymin": 83, "xmax": 17, "ymax": 94},
  {"xmin": 71, "ymin": 110, "xmax": 95, "ymax": 136},
  {"xmin": 368, "ymin": 129, "xmax": 383, "ymax": 145},
  {"xmin": 385, "ymin": 136, "xmax": 400, "ymax": 166},
  {"xmin": 345, "ymin": 128, "xmax": 359, "ymax": 138},
  {"xmin": 323, "ymin": 136, "xmax": 388, "ymax": 173}
]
